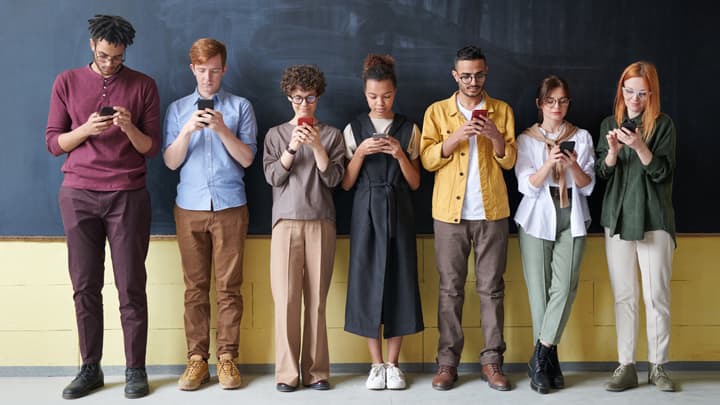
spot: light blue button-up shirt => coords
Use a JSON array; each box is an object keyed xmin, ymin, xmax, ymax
[{"xmin": 163, "ymin": 88, "xmax": 257, "ymax": 211}]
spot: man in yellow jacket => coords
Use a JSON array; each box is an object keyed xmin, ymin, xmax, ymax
[{"xmin": 420, "ymin": 45, "xmax": 516, "ymax": 392}]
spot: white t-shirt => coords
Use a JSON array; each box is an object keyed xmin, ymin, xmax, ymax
[{"xmin": 457, "ymin": 99, "xmax": 486, "ymax": 220}]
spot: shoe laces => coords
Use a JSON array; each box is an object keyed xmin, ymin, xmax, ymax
[
  {"xmin": 438, "ymin": 365, "xmax": 454, "ymax": 375},
  {"xmin": 486, "ymin": 363, "xmax": 503, "ymax": 376},
  {"xmin": 386, "ymin": 364, "xmax": 404, "ymax": 378},
  {"xmin": 369, "ymin": 364, "xmax": 384, "ymax": 377},
  {"xmin": 652, "ymin": 364, "xmax": 670, "ymax": 380},
  {"xmin": 126, "ymin": 367, "xmax": 147, "ymax": 382},
  {"xmin": 186, "ymin": 360, "xmax": 206, "ymax": 378},
  {"xmin": 612, "ymin": 365, "xmax": 628, "ymax": 377},
  {"xmin": 218, "ymin": 358, "xmax": 239, "ymax": 377},
  {"xmin": 76, "ymin": 364, "xmax": 98, "ymax": 381}
]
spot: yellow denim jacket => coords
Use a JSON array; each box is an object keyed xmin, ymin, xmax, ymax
[{"xmin": 420, "ymin": 91, "xmax": 517, "ymax": 223}]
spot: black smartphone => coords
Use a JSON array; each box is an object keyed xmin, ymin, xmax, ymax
[
  {"xmin": 559, "ymin": 141, "xmax": 575, "ymax": 153},
  {"xmin": 99, "ymin": 106, "xmax": 115, "ymax": 116},
  {"xmin": 197, "ymin": 99, "xmax": 214, "ymax": 111},
  {"xmin": 621, "ymin": 119, "xmax": 637, "ymax": 132}
]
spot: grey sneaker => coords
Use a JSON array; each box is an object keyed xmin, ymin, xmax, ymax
[
  {"xmin": 648, "ymin": 363, "xmax": 676, "ymax": 392},
  {"xmin": 606, "ymin": 363, "xmax": 638, "ymax": 392}
]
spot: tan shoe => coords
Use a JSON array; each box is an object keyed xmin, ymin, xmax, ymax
[
  {"xmin": 606, "ymin": 363, "xmax": 638, "ymax": 392},
  {"xmin": 431, "ymin": 365, "xmax": 457, "ymax": 390},
  {"xmin": 481, "ymin": 363, "xmax": 512, "ymax": 391},
  {"xmin": 217, "ymin": 354, "xmax": 242, "ymax": 389},
  {"xmin": 178, "ymin": 356, "xmax": 210, "ymax": 391}
]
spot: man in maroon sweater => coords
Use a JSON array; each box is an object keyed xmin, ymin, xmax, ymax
[{"xmin": 45, "ymin": 15, "xmax": 160, "ymax": 400}]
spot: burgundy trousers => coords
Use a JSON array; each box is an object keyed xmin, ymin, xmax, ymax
[{"xmin": 58, "ymin": 186, "xmax": 150, "ymax": 368}]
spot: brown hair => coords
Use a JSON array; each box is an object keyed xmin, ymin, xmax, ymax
[
  {"xmin": 535, "ymin": 75, "xmax": 570, "ymax": 123},
  {"xmin": 362, "ymin": 54, "xmax": 396, "ymax": 87},
  {"xmin": 613, "ymin": 61, "xmax": 661, "ymax": 140},
  {"xmin": 280, "ymin": 64, "xmax": 326, "ymax": 96},
  {"xmin": 189, "ymin": 38, "xmax": 227, "ymax": 67}
]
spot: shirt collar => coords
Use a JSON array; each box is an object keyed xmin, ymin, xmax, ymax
[
  {"xmin": 447, "ymin": 90, "xmax": 492, "ymax": 117},
  {"xmin": 193, "ymin": 88, "xmax": 226, "ymax": 106}
]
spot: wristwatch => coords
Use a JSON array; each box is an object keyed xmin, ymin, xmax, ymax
[{"xmin": 286, "ymin": 145, "xmax": 297, "ymax": 155}]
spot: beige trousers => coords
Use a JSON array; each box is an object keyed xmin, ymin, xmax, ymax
[
  {"xmin": 270, "ymin": 219, "xmax": 335, "ymax": 386},
  {"xmin": 605, "ymin": 229, "xmax": 674, "ymax": 365}
]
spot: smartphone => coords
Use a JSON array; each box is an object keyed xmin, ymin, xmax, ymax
[
  {"xmin": 99, "ymin": 106, "xmax": 116, "ymax": 116},
  {"xmin": 297, "ymin": 117, "xmax": 314, "ymax": 127},
  {"xmin": 471, "ymin": 109, "xmax": 488, "ymax": 120},
  {"xmin": 371, "ymin": 132, "xmax": 388, "ymax": 138},
  {"xmin": 197, "ymin": 99, "xmax": 214, "ymax": 111},
  {"xmin": 559, "ymin": 141, "xmax": 575, "ymax": 154},
  {"xmin": 621, "ymin": 119, "xmax": 637, "ymax": 132}
]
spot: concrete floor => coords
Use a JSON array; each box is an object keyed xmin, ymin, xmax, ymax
[{"xmin": 1, "ymin": 370, "xmax": 718, "ymax": 404}]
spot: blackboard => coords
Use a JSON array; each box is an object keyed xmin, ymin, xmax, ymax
[{"xmin": 1, "ymin": 0, "xmax": 716, "ymax": 236}]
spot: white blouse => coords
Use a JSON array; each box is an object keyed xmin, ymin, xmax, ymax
[{"xmin": 513, "ymin": 127, "xmax": 596, "ymax": 240}]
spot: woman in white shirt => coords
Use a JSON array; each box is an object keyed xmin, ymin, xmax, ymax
[{"xmin": 514, "ymin": 75, "xmax": 595, "ymax": 394}]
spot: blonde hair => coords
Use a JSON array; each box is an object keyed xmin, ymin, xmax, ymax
[{"xmin": 613, "ymin": 61, "xmax": 661, "ymax": 140}]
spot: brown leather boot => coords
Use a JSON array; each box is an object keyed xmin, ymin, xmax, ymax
[
  {"xmin": 481, "ymin": 363, "xmax": 512, "ymax": 391},
  {"xmin": 431, "ymin": 365, "xmax": 458, "ymax": 390}
]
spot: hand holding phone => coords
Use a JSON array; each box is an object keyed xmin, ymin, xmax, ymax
[{"xmin": 297, "ymin": 117, "xmax": 314, "ymax": 127}]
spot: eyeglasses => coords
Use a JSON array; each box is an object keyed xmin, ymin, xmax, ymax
[
  {"xmin": 458, "ymin": 72, "xmax": 488, "ymax": 84},
  {"xmin": 288, "ymin": 95, "xmax": 318, "ymax": 104},
  {"xmin": 94, "ymin": 49, "xmax": 125, "ymax": 64},
  {"xmin": 543, "ymin": 97, "xmax": 571, "ymax": 106},
  {"xmin": 622, "ymin": 87, "xmax": 650, "ymax": 100}
]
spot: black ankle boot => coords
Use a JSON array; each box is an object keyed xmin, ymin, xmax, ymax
[
  {"xmin": 124, "ymin": 367, "xmax": 149, "ymax": 399},
  {"xmin": 62, "ymin": 363, "xmax": 104, "ymax": 399},
  {"xmin": 547, "ymin": 345, "xmax": 565, "ymax": 389},
  {"xmin": 528, "ymin": 341, "xmax": 551, "ymax": 394}
]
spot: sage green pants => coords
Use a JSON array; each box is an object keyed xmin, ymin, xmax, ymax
[{"xmin": 518, "ymin": 199, "xmax": 585, "ymax": 344}]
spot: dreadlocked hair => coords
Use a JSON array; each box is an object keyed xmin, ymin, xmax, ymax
[{"xmin": 88, "ymin": 15, "xmax": 135, "ymax": 46}]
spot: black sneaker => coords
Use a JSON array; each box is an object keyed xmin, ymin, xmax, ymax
[
  {"xmin": 62, "ymin": 363, "xmax": 104, "ymax": 399},
  {"xmin": 124, "ymin": 367, "xmax": 149, "ymax": 399}
]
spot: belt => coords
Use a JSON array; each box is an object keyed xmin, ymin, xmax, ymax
[{"xmin": 549, "ymin": 186, "xmax": 572, "ymax": 200}]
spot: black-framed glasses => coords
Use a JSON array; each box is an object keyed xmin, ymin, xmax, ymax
[
  {"xmin": 288, "ymin": 95, "xmax": 318, "ymax": 104},
  {"xmin": 458, "ymin": 72, "xmax": 487, "ymax": 84},
  {"xmin": 94, "ymin": 49, "xmax": 125, "ymax": 64},
  {"xmin": 543, "ymin": 97, "xmax": 571, "ymax": 106}
]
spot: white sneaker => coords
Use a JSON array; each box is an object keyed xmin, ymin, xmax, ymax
[
  {"xmin": 385, "ymin": 363, "xmax": 407, "ymax": 390},
  {"xmin": 366, "ymin": 363, "xmax": 386, "ymax": 390}
]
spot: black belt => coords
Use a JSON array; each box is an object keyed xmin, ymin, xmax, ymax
[{"xmin": 549, "ymin": 186, "xmax": 572, "ymax": 200}]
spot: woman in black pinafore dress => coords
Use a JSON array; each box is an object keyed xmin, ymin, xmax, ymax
[{"xmin": 341, "ymin": 54, "xmax": 424, "ymax": 390}]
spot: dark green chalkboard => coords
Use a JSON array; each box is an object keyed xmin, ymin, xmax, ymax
[{"xmin": 0, "ymin": 0, "xmax": 715, "ymax": 235}]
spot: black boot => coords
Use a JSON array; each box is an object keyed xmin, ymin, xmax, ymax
[
  {"xmin": 547, "ymin": 345, "xmax": 565, "ymax": 389},
  {"xmin": 528, "ymin": 341, "xmax": 551, "ymax": 394},
  {"xmin": 62, "ymin": 363, "xmax": 104, "ymax": 399},
  {"xmin": 124, "ymin": 367, "xmax": 150, "ymax": 399}
]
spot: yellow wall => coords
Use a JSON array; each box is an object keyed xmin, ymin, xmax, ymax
[{"xmin": 1, "ymin": 235, "xmax": 718, "ymax": 368}]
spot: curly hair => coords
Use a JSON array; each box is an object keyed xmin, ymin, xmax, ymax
[
  {"xmin": 280, "ymin": 64, "xmax": 326, "ymax": 96},
  {"xmin": 88, "ymin": 14, "xmax": 135, "ymax": 47}
]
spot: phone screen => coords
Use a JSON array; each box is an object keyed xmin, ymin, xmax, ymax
[{"xmin": 371, "ymin": 132, "xmax": 388, "ymax": 138}]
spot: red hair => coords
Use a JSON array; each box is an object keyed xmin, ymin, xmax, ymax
[
  {"xmin": 189, "ymin": 38, "xmax": 227, "ymax": 67},
  {"xmin": 613, "ymin": 61, "xmax": 661, "ymax": 140}
]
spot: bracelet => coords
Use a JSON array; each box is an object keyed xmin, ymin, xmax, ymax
[{"xmin": 286, "ymin": 145, "xmax": 297, "ymax": 155}]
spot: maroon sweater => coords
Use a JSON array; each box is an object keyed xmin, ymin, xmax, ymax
[{"xmin": 46, "ymin": 65, "xmax": 161, "ymax": 191}]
